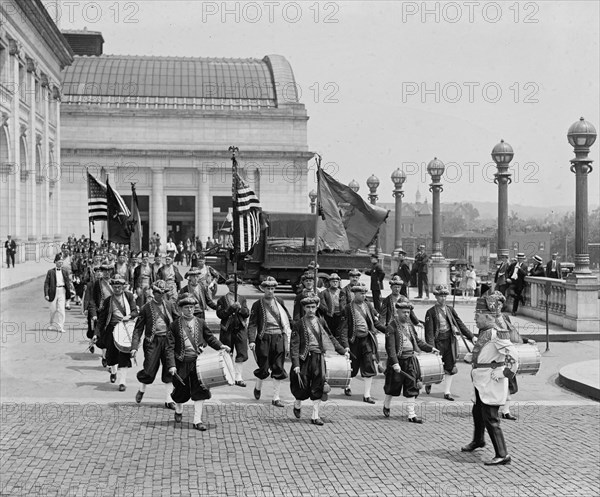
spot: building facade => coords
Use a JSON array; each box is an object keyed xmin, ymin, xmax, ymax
[
  {"xmin": 0, "ymin": 0, "xmax": 73, "ymax": 262},
  {"xmin": 59, "ymin": 31, "xmax": 313, "ymax": 248}
]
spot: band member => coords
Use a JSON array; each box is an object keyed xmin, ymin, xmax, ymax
[
  {"xmin": 414, "ymin": 245, "xmax": 430, "ymax": 299},
  {"xmin": 89, "ymin": 263, "xmax": 114, "ymax": 366},
  {"xmin": 394, "ymin": 250, "xmax": 411, "ymax": 298},
  {"xmin": 494, "ymin": 254, "xmax": 510, "ymax": 296},
  {"xmin": 364, "ymin": 254, "xmax": 385, "ymax": 312},
  {"xmin": 133, "ymin": 251, "xmax": 154, "ymax": 307},
  {"xmin": 96, "ymin": 276, "xmax": 139, "ymax": 391},
  {"xmin": 293, "ymin": 273, "xmax": 317, "ymax": 320},
  {"xmin": 158, "ymin": 253, "xmax": 184, "ymax": 297},
  {"xmin": 151, "ymin": 252, "xmax": 162, "ymax": 281},
  {"xmin": 383, "ymin": 301, "xmax": 438, "ymax": 423},
  {"xmin": 290, "ymin": 293, "xmax": 349, "ymax": 425},
  {"xmin": 341, "ymin": 283, "xmax": 386, "ymax": 402},
  {"xmin": 380, "ymin": 276, "xmax": 421, "ymax": 328},
  {"xmin": 114, "ymin": 250, "xmax": 130, "ymax": 286},
  {"xmin": 166, "ymin": 293, "xmax": 231, "ymax": 431},
  {"xmin": 216, "ymin": 275, "xmax": 250, "ymax": 387},
  {"xmin": 179, "ymin": 268, "xmax": 217, "ymax": 319},
  {"xmin": 546, "ymin": 252, "xmax": 562, "ymax": 279},
  {"xmin": 44, "ymin": 254, "xmax": 73, "ymax": 333},
  {"xmin": 131, "ymin": 281, "xmax": 178, "ymax": 409},
  {"xmin": 318, "ymin": 273, "xmax": 346, "ymax": 341},
  {"xmin": 461, "ymin": 294, "xmax": 517, "ymax": 466},
  {"xmin": 341, "ymin": 269, "xmax": 361, "ymax": 304},
  {"xmin": 195, "ymin": 252, "xmax": 220, "ymax": 298},
  {"xmin": 506, "ymin": 253, "xmax": 528, "ymax": 316},
  {"xmin": 248, "ymin": 277, "xmax": 292, "ymax": 406},
  {"xmin": 83, "ymin": 265, "xmax": 104, "ymax": 352},
  {"xmin": 127, "ymin": 252, "xmax": 139, "ymax": 285},
  {"xmin": 424, "ymin": 284, "xmax": 474, "ymax": 401}
]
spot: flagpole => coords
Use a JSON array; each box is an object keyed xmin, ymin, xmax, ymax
[
  {"xmin": 229, "ymin": 145, "xmax": 240, "ymax": 300},
  {"xmin": 313, "ymin": 154, "xmax": 322, "ymax": 285}
]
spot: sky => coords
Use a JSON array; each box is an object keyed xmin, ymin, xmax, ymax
[{"xmin": 49, "ymin": 0, "xmax": 600, "ymax": 209}]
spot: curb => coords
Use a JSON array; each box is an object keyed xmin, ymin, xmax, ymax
[
  {"xmin": 0, "ymin": 274, "xmax": 45, "ymax": 292},
  {"xmin": 558, "ymin": 361, "xmax": 600, "ymax": 401}
]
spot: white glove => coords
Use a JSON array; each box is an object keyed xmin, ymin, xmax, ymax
[
  {"xmin": 431, "ymin": 348, "xmax": 440, "ymax": 355},
  {"xmin": 294, "ymin": 367, "xmax": 300, "ymax": 374},
  {"xmin": 169, "ymin": 367, "xmax": 177, "ymax": 376},
  {"xmin": 491, "ymin": 368, "xmax": 505, "ymax": 382},
  {"xmin": 249, "ymin": 342, "xmax": 255, "ymax": 351},
  {"xmin": 392, "ymin": 363, "xmax": 401, "ymax": 373},
  {"xmin": 130, "ymin": 349, "xmax": 137, "ymax": 357},
  {"xmin": 221, "ymin": 345, "xmax": 231, "ymax": 353}
]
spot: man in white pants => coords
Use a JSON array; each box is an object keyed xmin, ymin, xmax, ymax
[{"xmin": 44, "ymin": 254, "xmax": 72, "ymax": 333}]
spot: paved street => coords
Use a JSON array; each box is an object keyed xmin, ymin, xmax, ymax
[{"xmin": 1, "ymin": 277, "xmax": 599, "ymax": 496}]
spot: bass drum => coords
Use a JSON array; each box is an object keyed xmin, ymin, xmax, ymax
[
  {"xmin": 515, "ymin": 343, "xmax": 541, "ymax": 375},
  {"xmin": 113, "ymin": 321, "xmax": 135, "ymax": 353},
  {"xmin": 325, "ymin": 355, "xmax": 351, "ymax": 389},
  {"xmin": 416, "ymin": 353, "xmax": 444, "ymax": 385},
  {"xmin": 196, "ymin": 350, "xmax": 235, "ymax": 388}
]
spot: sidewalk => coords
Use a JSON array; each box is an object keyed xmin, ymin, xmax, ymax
[{"xmin": 0, "ymin": 261, "xmax": 47, "ymax": 291}]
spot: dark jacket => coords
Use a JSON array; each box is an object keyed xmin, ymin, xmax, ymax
[
  {"xmin": 424, "ymin": 305, "xmax": 473, "ymax": 345},
  {"xmin": 546, "ymin": 260, "xmax": 562, "ymax": 279},
  {"xmin": 529, "ymin": 263, "xmax": 546, "ymax": 277},
  {"xmin": 318, "ymin": 288, "xmax": 348, "ymax": 317},
  {"xmin": 395, "ymin": 261, "xmax": 411, "ymax": 284},
  {"xmin": 365, "ymin": 263, "xmax": 385, "ymax": 291},
  {"xmin": 494, "ymin": 261, "xmax": 509, "ymax": 286},
  {"xmin": 44, "ymin": 268, "xmax": 72, "ymax": 302},
  {"xmin": 89, "ymin": 278, "xmax": 113, "ymax": 318},
  {"xmin": 216, "ymin": 294, "xmax": 249, "ymax": 333},
  {"xmin": 414, "ymin": 251, "xmax": 429, "ymax": 273},
  {"xmin": 248, "ymin": 297, "xmax": 292, "ymax": 342},
  {"xmin": 290, "ymin": 316, "xmax": 346, "ymax": 369},
  {"xmin": 131, "ymin": 298, "xmax": 178, "ymax": 350},
  {"xmin": 166, "ymin": 316, "xmax": 222, "ymax": 366},
  {"xmin": 157, "ymin": 264, "xmax": 183, "ymax": 290},
  {"xmin": 379, "ymin": 294, "xmax": 420, "ymax": 327},
  {"xmin": 507, "ymin": 261, "xmax": 528, "ymax": 292},
  {"xmin": 385, "ymin": 320, "xmax": 432, "ymax": 366},
  {"xmin": 179, "ymin": 283, "xmax": 217, "ymax": 318},
  {"xmin": 340, "ymin": 300, "xmax": 386, "ymax": 348},
  {"xmin": 96, "ymin": 291, "xmax": 139, "ymax": 339},
  {"xmin": 133, "ymin": 264, "xmax": 155, "ymax": 289}
]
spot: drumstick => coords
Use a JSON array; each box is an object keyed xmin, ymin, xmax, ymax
[{"xmin": 172, "ymin": 372, "xmax": 186, "ymax": 386}]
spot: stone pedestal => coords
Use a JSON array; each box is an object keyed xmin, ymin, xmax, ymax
[
  {"xmin": 564, "ymin": 274, "xmax": 600, "ymax": 332},
  {"xmin": 431, "ymin": 257, "xmax": 450, "ymax": 289}
]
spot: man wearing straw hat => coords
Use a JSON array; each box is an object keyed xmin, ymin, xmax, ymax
[
  {"xmin": 383, "ymin": 300, "xmax": 438, "ymax": 423},
  {"xmin": 341, "ymin": 282, "xmax": 386, "ymax": 402},
  {"xmin": 166, "ymin": 293, "xmax": 231, "ymax": 431},
  {"xmin": 217, "ymin": 275, "xmax": 250, "ymax": 387},
  {"xmin": 290, "ymin": 292, "xmax": 349, "ymax": 425},
  {"xmin": 131, "ymin": 280, "xmax": 178, "ymax": 409},
  {"xmin": 179, "ymin": 267, "xmax": 217, "ymax": 319},
  {"xmin": 96, "ymin": 275, "xmax": 139, "ymax": 391},
  {"xmin": 506, "ymin": 253, "xmax": 528, "ymax": 316},
  {"xmin": 528, "ymin": 255, "xmax": 546, "ymax": 277},
  {"xmin": 461, "ymin": 292, "xmax": 518, "ymax": 466},
  {"xmin": 424, "ymin": 284, "xmax": 474, "ymax": 401},
  {"xmin": 248, "ymin": 277, "xmax": 292, "ymax": 406},
  {"xmin": 318, "ymin": 273, "xmax": 346, "ymax": 341}
]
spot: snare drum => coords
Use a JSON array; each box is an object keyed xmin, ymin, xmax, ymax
[
  {"xmin": 196, "ymin": 350, "xmax": 235, "ymax": 388},
  {"xmin": 458, "ymin": 339, "xmax": 474, "ymax": 361},
  {"xmin": 515, "ymin": 343, "xmax": 541, "ymax": 375},
  {"xmin": 113, "ymin": 321, "xmax": 135, "ymax": 353},
  {"xmin": 417, "ymin": 353, "xmax": 444, "ymax": 385},
  {"xmin": 325, "ymin": 355, "xmax": 351, "ymax": 389}
]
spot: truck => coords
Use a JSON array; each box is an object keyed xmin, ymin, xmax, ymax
[{"xmin": 209, "ymin": 212, "xmax": 372, "ymax": 291}]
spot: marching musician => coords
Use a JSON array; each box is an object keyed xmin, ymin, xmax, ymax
[
  {"xmin": 293, "ymin": 273, "xmax": 317, "ymax": 321},
  {"xmin": 383, "ymin": 300, "xmax": 438, "ymax": 423},
  {"xmin": 166, "ymin": 293, "xmax": 231, "ymax": 431},
  {"xmin": 151, "ymin": 252, "xmax": 162, "ymax": 281},
  {"xmin": 340, "ymin": 269, "xmax": 362, "ymax": 304},
  {"xmin": 89, "ymin": 263, "xmax": 114, "ymax": 367},
  {"xmin": 380, "ymin": 276, "xmax": 421, "ymax": 328},
  {"xmin": 216, "ymin": 275, "xmax": 250, "ymax": 387},
  {"xmin": 290, "ymin": 293, "xmax": 349, "ymax": 426},
  {"xmin": 318, "ymin": 273, "xmax": 346, "ymax": 342},
  {"xmin": 340, "ymin": 282, "xmax": 386, "ymax": 403},
  {"xmin": 424, "ymin": 284, "xmax": 474, "ymax": 401},
  {"xmin": 131, "ymin": 280, "xmax": 178, "ymax": 409},
  {"xmin": 133, "ymin": 251, "xmax": 154, "ymax": 307},
  {"xmin": 96, "ymin": 276, "xmax": 139, "ymax": 391},
  {"xmin": 179, "ymin": 268, "xmax": 217, "ymax": 319},
  {"xmin": 195, "ymin": 252, "xmax": 220, "ymax": 298},
  {"xmin": 158, "ymin": 254, "xmax": 183, "ymax": 300},
  {"xmin": 114, "ymin": 250, "xmax": 130, "ymax": 286},
  {"xmin": 461, "ymin": 293, "xmax": 517, "ymax": 466},
  {"xmin": 248, "ymin": 277, "xmax": 292, "ymax": 407}
]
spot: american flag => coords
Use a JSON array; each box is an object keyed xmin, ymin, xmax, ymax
[
  {"xmin": 87, "ymin": 172, "xmax": 108, "ymax": 220},
  {"xmin": 233, "ymin": 172, "xmax": 262, "ymax": 254}
]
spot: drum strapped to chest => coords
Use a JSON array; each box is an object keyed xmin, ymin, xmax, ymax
[
  {"xmin": 196, "ymin": 349, "xmax": 235, "ymax": 388},
  {"xmin": 514, "ymin": 343, "xmax": 541, "ymax": 375},
  {"xmin": 325, "ymin": 354, "xmax": 351, "ymax": 389},
  {"xmin": 416, "ymin": 353, "xmax": 444, "ymax": 385},
  {"xmin": 113, "ymin": 321, "xmax": 135, "ymax": 353}
]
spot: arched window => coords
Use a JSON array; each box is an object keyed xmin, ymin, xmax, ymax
[
  {"xmin": 19, "ymin": 136, "xmax": 28, "ymax": 178},
  {"xmin": 0, "ymin": 126, "xmax": 10, "ymax": 169},
  {"xmin": 35, "ymin": 144, "xmax": 42, "ymax": 182}
]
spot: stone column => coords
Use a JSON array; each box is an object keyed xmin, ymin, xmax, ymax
[
  {"xmin": 42, "ymin": 83, "xmax": 50, "ymax": 240},
  {"xmin": 27, "ymin": 66, "xmax": 37, "ymax": 244},
  {"xmin": 11, "ymin": 55, "xmax": 21, "ymax": 241},
  {"xmin": 54, "ymin": 92, "xmax": 62, "ymax": 237},
  {"xmin": 198, "ymin": 166, "xmax": 211, "ymax": 242},
  {"xmin": 150, "ymin": 167, "xmax": 167, "ymax": 242}
]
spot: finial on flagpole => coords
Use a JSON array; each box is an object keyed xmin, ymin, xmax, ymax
[{"xmin": 229, "ymin": 146, "xmax": 239, "ymax": 157}]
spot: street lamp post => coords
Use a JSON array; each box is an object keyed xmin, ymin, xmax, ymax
[
  {"xmin": 427, "ymin": 157, "xmax": 449, "ymax": 288},
  {"xmin": 391, "ymin": 168, "xmax": 407, "ymax": 258},
  {"xmin": 309, "ymin": 189, "xmax": 317, "ymax": 214},
  {"xmin": 492, "ymin": 139, "xmax": 514, "ymax": 259},
  {"xmin": 367, "ymin": 174, "xmax": 380, "ymax": 255},
  {"xmin": 348, "ymin": 179, "xmax": 360, "ymax": 193}
]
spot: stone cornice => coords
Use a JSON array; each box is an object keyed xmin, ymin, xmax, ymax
[{"xmin": 61, "ymin": 148, "xmax": 315, "ymax": 160}]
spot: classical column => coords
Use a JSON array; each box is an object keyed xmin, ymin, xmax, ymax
[
  {"xmin": 492, "ymin": 139, "xmax": 514, "ymax": 258},
  {"xmin": 198, "ymin": 166, "xmax": 211, "ymax": 242},
  {"xmin": 11, "ymin": 54, "xmax": 21, "ymax": 241},
  {"xmin": 27, "ymin": 64, "xmax": 37, "ymax": 242},
  {"xmin": 54, "ymin": 91, "xmax": 62, "ymax": 238},
  {"xmin": 42, "ymin": 81, "xmax": 50, "ymax": 239},
  {"xmin": 150, "ymin": 167, "xmax": 167, "ymax": 242}
]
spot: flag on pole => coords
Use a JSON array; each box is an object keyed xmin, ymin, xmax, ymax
[
  {"xmin": 317, "ymin": 168, "xmax": 389, "ymax": 250},
  {"xmin": 87, "ymin": 172, "xmax": 108, "ymax": 221},
  {"xmin": 106, "ymin": 177, "xmax": 132, "ymax": 244},
  {"xmin": 233, "ymin": 172, "xmax": 264, "ymax": 254},
  {"xmin": 129, "ymin": 184, "xmax": 142, "ymax": 253}
]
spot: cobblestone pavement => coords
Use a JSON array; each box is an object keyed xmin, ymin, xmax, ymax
[{"xmin": 1, "ymin": 402, "xmax": 599, "ymax": 496}]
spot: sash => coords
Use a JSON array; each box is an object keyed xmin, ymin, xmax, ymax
[
  {"xmin": 354, "ymin": 302, "xmax": 374, "ymax": 331},
  {"xmin": 112, "ymin": 294, "xmax": 131, "ymax": 319},
  {"xmin": 189, "ymin": 284, "xmax": 205, "ymax": 310},
  {"xmin": 153, "ymin": 299, "xmax": 172, "ymax": 326},
  {"xmin": 264, "ymin": 299, "xmax": 291, "ymax": 334},
  {"xmin": 182, "ymin": 318, "xmax": 201, "ymax": 353}
]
